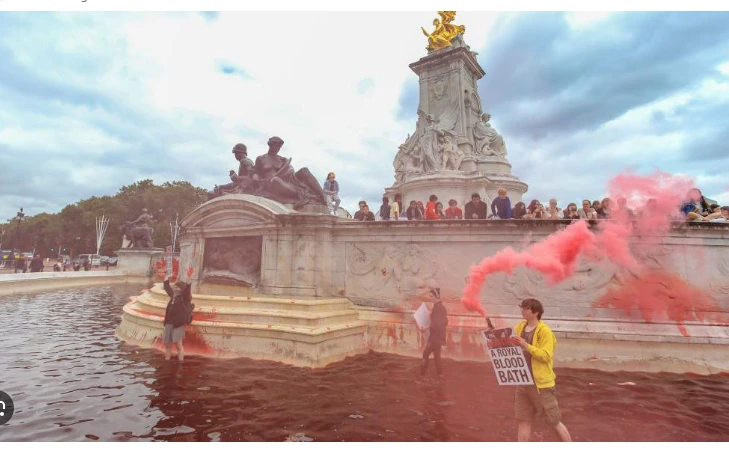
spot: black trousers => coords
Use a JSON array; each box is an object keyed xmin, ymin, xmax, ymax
[{"xmin": 421, "ymin": 342, "xmax": 443, "ymax": 375}]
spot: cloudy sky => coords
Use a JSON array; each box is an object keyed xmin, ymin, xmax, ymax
[{"xmin": 1, "ymin": 11, "xmax": 728, "ymax": 221}]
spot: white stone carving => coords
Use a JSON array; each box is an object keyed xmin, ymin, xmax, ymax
[
  {"xmin": 473, "ymin": 113, "xmax": 507, "ymax": 157},
  {"xmin": 346, "ymin": 243, "xmax": 445, "ymax": 306},
  {"xmin": 387, "ymin": 34, "xmax": 527, "ymax": 204},
  {"xmin": 441, "ymin": 132, "xmax": 464, "ymax": 170}
]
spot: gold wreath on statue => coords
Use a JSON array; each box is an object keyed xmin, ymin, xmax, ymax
[{"xmin": 421, "ymin": 11, "xmax": 466, "ymax": 51}]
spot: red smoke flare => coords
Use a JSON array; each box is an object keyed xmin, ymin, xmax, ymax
[{"xmin": 461, "ymin": 171, "xmax": 726, "ymax": 335}]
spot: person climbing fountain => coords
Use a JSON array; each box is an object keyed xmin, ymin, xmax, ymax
[{"xmin": 162, "ymin": 266, "xmax": 195, "ymax": 361}]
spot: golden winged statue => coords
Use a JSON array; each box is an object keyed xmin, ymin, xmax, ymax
[{"xmin": 421, "ymin": 11, "xmax": 466, "ymax": 51}]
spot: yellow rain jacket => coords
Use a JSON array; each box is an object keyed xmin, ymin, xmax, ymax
[{"xmin": 514, "ymin": 320, "xmax": 557, "ymax": 389}]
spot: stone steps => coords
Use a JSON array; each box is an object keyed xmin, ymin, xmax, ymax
[
  {"xmin": 122, "ymin": 302, "xmax": 367, "ymax": 343},
  {"xmin": 147, "ymin": 284, "xmax": 353, "ymax": 312},
  {"xmin": 132, "ymin": 292, "xmax": 361, "ymax": 327},
  {"xmin": 117, "ymin": 286, "xmax": 370, "ymax": 367}
]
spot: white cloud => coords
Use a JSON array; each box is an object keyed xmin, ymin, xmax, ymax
[
  {"xmin": 0, "ymin": 11, "xmax": 727, "ymax": 222},
  {"xmin": 565, "ymin": 12, "xmax": 614, "ymax": 29}
]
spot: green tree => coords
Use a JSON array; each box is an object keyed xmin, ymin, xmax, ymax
[{"xmin": 1, "ymin": 180, "xmax": 209, "ymax": 258}]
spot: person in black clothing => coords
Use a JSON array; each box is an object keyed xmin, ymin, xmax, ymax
[
  {"xmin": 406, "ymin": 200, "xmax": 423, "ymax": 220},
  {"xmin": 465, "ymin": 193, "xmax": 488, "ymax": 219},
  {"xmin": 14, "ymin": 254, "xmax": 27, "ymax": 273},
  {"xmin": 29, "ymin": 254, "xmax": 44, "ymax": 272},
  {"xmin": 421, "ymin": 289, "xmax": 448, "ymax": 376},
  {"xmin": 83, "ymin": 257, "xmax": 90, "ymax": 271},
  {"xmin": 379, "ymin": 196, "xmax": 391, "ymax": 221},
  {"xmin": 354, "ymin": 203, "xmax": 375, "ymax": 221},
  {"xmin": 162, "ymin": 268, "xmax": 195, "ymax": 361}
]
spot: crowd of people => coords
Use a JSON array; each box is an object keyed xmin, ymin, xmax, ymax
[{"xmin": 323, "ymin": 174, "xmax": 729, "ymax": 224}]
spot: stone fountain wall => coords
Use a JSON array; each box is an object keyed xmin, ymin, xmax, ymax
[{"xmin": 168, "ymin": 195, "xmax": 729, "ymax": 372}]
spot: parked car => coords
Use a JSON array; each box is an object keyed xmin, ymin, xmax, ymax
[
  {"xmin": 0, "ymin": 249, "xmax": 14, "ymax": 268},
  {"xmin": 100, "ymin": 256, "xmax": 110, "ymax": 265},
  {"xmin": 107, "ymin": 257, "xmax": 118, "ymax": 267},
  {"xmin": 74, "ymin": 254, "xmax": 102, "ymax": 267}
]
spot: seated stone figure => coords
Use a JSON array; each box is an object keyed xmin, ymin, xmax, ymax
[
  {"xmin": 211, "ymin": 143, "xmax": 255, "ymax": 197},
  {"xmin": 473, "ymin": 113, "xmax": 507, "ymax": 157},
  {"xmin": 209, "ymin": 138, "xmax": 326, "ymax": 209},
  {"xmin": 251, "ymin": 137, "xmax": 327, "ymax": 209}
]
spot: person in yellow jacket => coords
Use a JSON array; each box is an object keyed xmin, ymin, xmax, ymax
[{"xmin": 512, "ymin": 298, "xmax": 572, "ymax": 442}]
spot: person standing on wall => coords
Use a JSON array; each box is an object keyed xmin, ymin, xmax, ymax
[
  {"xmin": 512, "ymin": 298, "xmax": 572, "ymax": 442},
  {"xmin": 162, "ymin": 266, "xmax": 195, "ymax": 361}
]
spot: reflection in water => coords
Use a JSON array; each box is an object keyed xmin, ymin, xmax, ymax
[{"xmin": 1, "ymin": 285, "xmax": 728, "ymax": 441}]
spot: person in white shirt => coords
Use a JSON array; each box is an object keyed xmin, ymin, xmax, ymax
[
  {"xmin": 545, "ymin": 198, "xmax": 562, "ymax": 220},
  {"xmin": 578, "ymin": 199, "xmax": 597, "ymax": 220}
]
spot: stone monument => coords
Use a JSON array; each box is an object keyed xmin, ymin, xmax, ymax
[
  {"xmin": 386, "ymin": 11, "xmax": 527, "ymax": 208},
  {"xmin": 120, "ymin": 208, "xmax": 155, "ymax": 248},
  {"xmin": 116, "ymin": 207, "xmax": 165, "ymax": 276},
  {"xmin": 209, "ymin": 136, "xmax": 328, "ymax": 212}
]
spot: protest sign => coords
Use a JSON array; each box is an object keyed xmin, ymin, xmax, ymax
[
  {"xmin": 413, "ymin": 303, "xmax": 431, "ymax": 329},
  {"xmin": 482, "ymin": 328, "xmax": 534, "ymax": 386}
]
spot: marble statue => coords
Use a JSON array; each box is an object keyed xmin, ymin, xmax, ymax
[
  {"xmin": 394, "ymin": 110, "xmax": 428, "ymax": 182},
  {"xmin": 394, "ymin": 112, "xmax": 458, "ymax": 177},
  {"xmin": 421, "ymin": 11, "xmax": 466, "ymax": 52},
  {"xmin": 441, "ymin": 132, "xmax": 464, "ymax": 170},
  {"xmin": 473, "ymin": 113, "xmax": 507, "ymax": 157},
  {"xmin": 417, "ymin": 114, "xmax": 444, "ymax": 173},
  {"xmin": 120, "ymin": 208, "xmax": 155, "ymax": 248},
  {"xmin": 209, "ymin": 137, "xmax": 327, "ymax": 209}
]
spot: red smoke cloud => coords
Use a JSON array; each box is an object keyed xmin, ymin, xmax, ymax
[{"xmin": 461, "ymin": 171, "xmax": 726, "ymax": 335}]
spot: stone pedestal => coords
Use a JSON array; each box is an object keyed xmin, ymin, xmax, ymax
[
  {"xmin": 385, "ymin": 170, "xmax": 528, "ymax": 209},
  {"xmin": 390, "ymin": 34, "xmax": 528, "ymax": 206},
  {"xmin": 116, "ymin": 248, "xmax": 165, "ymax": 277}
]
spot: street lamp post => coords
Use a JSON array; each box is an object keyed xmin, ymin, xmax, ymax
[{"xmin": 11, "ymin": 207, "xmax": 25, "ymax": 251}]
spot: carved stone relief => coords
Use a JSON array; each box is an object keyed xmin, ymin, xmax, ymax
[
  {"xmin": 485, "ymin": 257, "xmax": 621, "ymax": 307},
  {"xmin": 346, "ymin": 243, "xmax": 457, "ymax": 307},
  {"xmin": 202, "ymin": 236, "xmax": 263, "ymax": 287}
]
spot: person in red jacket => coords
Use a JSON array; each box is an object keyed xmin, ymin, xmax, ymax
[
  {"xmin": 445, "ymin": 199, "xmax": 463, "ymax": 219},
  {"xmin": 425, "ymin": 194, "xmax": 440, "ymax": 220}
]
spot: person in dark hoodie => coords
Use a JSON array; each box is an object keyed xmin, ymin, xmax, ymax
[
  {"xmin": 162, "ymin": 266, "xmax": 195, "ymax": 361},
  {"xmin": 29, "ymin": 253, "xmax": 44, "ymax": 272},
  {"xmin": 421, "ymin": 288, "xmax": 448, "ymax": 377}
]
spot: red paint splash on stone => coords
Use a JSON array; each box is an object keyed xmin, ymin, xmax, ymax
[
  {"xmin": 594, "ymin": 269, "xmax": 727, "ymax": 337},
  {"xmin": 182, "ymin": 325, "xmax": 214, "ymax": 355}
]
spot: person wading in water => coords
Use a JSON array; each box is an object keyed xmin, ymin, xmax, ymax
[
  {"xmin": 512, "ymin": 298, "xmax": 572, "ymax": 442},
  {"xmin": 162, "ymin": 266, "xmax": 195, "ymax": 361},
  {"xmin": 420, "ymin": 289, "xmax": 448, "ymax": 377}
]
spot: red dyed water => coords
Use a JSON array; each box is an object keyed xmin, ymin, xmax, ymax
[{"xmin": 2, "ymin": 286, "xmax": 729, "ymax": 441}]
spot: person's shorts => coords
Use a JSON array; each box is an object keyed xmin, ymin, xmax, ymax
[{"xmin": 514, "ymin": 385, "xmax": 562, "ymax": 426}]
